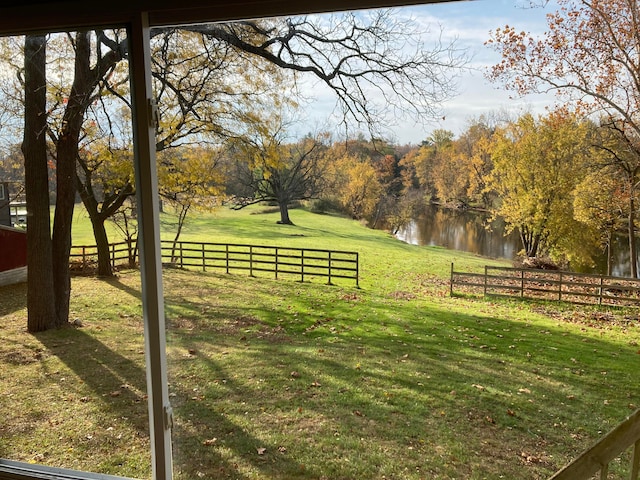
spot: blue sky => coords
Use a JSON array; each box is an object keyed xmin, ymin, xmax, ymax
[
  {"xmin": 300, "ymin": 0, "xmax": 561, "ymax": 145},
  {"xmin": 408, "ymin": 0, "xmax": 559, "ymax": 142}
]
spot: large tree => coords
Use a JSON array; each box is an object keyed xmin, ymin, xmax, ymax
[
  {"xmin": 228, "ymin": 116, "xmax": 330, "ymax": 225},
  {"xmin": 487, "ymin": 111, "xmax": 594, "ymax": 262},
  {"xmin": 487, "ymin": 0, "xmax": 640, "ymax": 276},
  {"xmin": 22, "ymin": 35, "xmax": 57, "ymax": 332}
]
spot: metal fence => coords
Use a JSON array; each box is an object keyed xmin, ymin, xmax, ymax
[
  {"xmin": 450, "ymin": 264, "xmax": 640, "ymax": 306},
  {"xmin": 70, "ymin": 240, "xmax": 359, "ymax": 287}
]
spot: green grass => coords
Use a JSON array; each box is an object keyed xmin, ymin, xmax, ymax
[{"xmin": 2, "ymin": 205, "xmax": 639, "ymax": 479}]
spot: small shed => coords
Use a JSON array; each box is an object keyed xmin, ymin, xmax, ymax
[{"xmin": 0, "ymin": 224, "xmax": 27, "ymax": 286}]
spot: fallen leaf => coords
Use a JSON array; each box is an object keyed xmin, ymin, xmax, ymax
[
  {"xmin": 257, "ymin": 447, "xmax": 267, "ymax": 455},
  {"xmin": 202, "ymin": 438, "xmax": 217, "ymax": 446},
  {"xmin": 472, "ymin": 384, "xmax": 486, "ymax": 391},
  {"xmin": 109, "ymin": 391, "xmax": 121, "ymax": 397}
]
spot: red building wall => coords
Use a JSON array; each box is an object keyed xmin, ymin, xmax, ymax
[{"xmin": 0, "ymin": 225, "xmax": 27, "ymax": 272}]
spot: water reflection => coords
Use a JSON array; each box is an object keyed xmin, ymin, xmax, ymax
[{"xmin": 395, "ymin": 205, "xmax": 639, "ymax": 277}]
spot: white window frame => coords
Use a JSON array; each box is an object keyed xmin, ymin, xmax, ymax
[{"xmin": 0, "ymin": 13, "xmax": 173, "ymax": 480}]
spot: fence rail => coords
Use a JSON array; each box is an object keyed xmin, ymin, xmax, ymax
[
  {"xmin": 549, "ymin": 409, "xmax": 640, "ymax": 480},
  {"xmin": 450, "ymin": 264, "xmax": 640, "ymax": 306},
  {"xmin": 70, "ymin": 240, "xmax": 359, "ymax": 287}
]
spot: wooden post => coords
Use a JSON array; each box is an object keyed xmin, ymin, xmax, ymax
[
  {"xmin": 202, "ymin": 243, "xmax": 205, "ymax": 272},
  {"xmin": 521, "ymin": 269, "xmax": 525, "ymax": 298},
  {"xmin": 225, "ymin": 244, "xmax": 230, "ymax": 274},
  {"xmin": 558, "ymin": 272, "xmax": 563, "ymax": 302},
  {"xmin": 301, "ymin": 249, "xmax": 305, "ymax": 283},
  {"xmin": 450, "ymin": 263, "xmax": 454, "ymax": 296},
  {"xmin": 328, "ymin": 250, "xmax": 332, "ymax": 285},
  {"xmin": 249, "ymin": 246, "xmax": 254, "ymax": 277},
  {"xmin": 631, "ymin": 439, "xmax": 640, "ymax": 480},
  {"xmin": 599, "ymin": 276, "xmax": 604, "ymax": 305},
  {"xmin": 599, "ymin": 463, "xmax": 608, "ymax": 479},
  {"xmin": 275, "ymin": 247, "xmax": 279, "ymax": 280},
  {"xmin": 355, "ymin": 252, "xmax": 359, "ymax": 288},
  {"xmin": 484, "ymin": 265, "xmax": 488, "ymax": 297}
]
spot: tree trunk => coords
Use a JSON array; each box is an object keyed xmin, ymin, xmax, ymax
[
  {"xmin": 77, "ymin": 178, "xmax": 114, "ymax": 277},
  {"xmin": 51, "ymin": 31, "xmax": 92, "ymax": 325},
  {"xmin": 606, "ymin": 230, "xmax": 613, "ymax": 277},
  {"xmin": 22, "ymin": 35, "xmax": 57, "ymax": 333},
  {"xmin": 278, "ymin": 201, "xmax": 293, "ymax": 225},
  {"xmin": 628, "ymin": 195, "xmax": 638, "ymax": 278},
  {"xmin": 92, "ymin": 215, "xmax": 113, "ymax": 276}
]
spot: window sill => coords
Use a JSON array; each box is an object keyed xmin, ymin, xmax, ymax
[{"xmin": 0, "ymin": 460, "xmax": 134, "ymax": 480}]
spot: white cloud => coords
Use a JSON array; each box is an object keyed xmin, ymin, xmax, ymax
[{"xmin": 297, "ymin": 0, "xmax": 560, "ymax": 144}]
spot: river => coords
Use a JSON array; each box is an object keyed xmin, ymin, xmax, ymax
[{"xmin": 394, "ymin": 205, "xmax": 639, "ymax": 277}]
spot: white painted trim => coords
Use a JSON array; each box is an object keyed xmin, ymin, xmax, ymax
[
  {"xmin": 128, "ymin": 12, "xmax": 173, "ymax": 480},
  {"xmin": 0, "ymin": 266, "xmax": 27, "ymax": 286},
  {"xmin": 0, "ymin": 459, "xmax": 134, "ymax": 479}
]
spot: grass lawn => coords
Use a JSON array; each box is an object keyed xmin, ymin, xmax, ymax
[{"xmin": 2, "ymin": 205, "xmax": 639, "ymax": 479}]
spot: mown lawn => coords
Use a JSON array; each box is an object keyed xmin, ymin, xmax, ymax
[{"xmin": 2, "ymin": 205, "xmax": 639, "ymax": 479}]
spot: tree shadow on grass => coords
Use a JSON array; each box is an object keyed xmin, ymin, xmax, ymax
[
  {"xmin": 0, "ymin": 282, "xmax": 26, "ymax": 316},
  {"xmin": 163, "ymin": 276, "xmax": 640, "ymax": 479}
]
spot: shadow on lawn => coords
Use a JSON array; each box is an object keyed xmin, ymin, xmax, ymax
[
  {"xmin": 35, "ymin": 328, "xmax": 149, "ymax": 432},
  {"xmin": 0, "ymin": 282, "xmax": 26, "ymax": 316},
  {"xmin": 164, "ymin": 276, "xmax": 639, "ymax": 479}
]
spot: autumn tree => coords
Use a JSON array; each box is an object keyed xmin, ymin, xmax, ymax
[
  {"xmin": 227, "ymin": 113, "xmax": 330, "ymax": 225},
  {"xmin": 487, "ymin": 111, "xmax": 594, "ymax": 262},
  {"xmin": 400, "ymin": 129, "xmax": 455, "ymax": 204},
  {"xmin": 330, "ymin": 153, "xmax": 384, "ymax": 222},
  {"xmin": 157, "ymin": 146, "xmax": 223, "ymax": 257},
  {"xmin": 454, "ymin": 118, "xmax": 496, "ymax": 208},
  {"xmin": 574, "ymin": 170, "xmax": 628, "ymax": 275},
  {"xmin": 487, "ymin": 0, "xmax": 640, "ymax": 276}
]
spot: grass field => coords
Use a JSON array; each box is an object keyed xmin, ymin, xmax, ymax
[{"xmin": 2, "ymin": 205, "xmax": 639, "ymax": 479}]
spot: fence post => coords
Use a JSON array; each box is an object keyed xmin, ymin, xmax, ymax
[
  {"xmin": 328, "ymin": 251, "xmax": 333, "ymax": 285},
  {"xmin": 249, "ymin": 246, "xmax": 254, "ymax": 277},
  {"xmin": 180, "ymin": 242, "xmax": 184, "ymax": 268},
  {"xmin": 521, "ymin": 269, "xmax": 525, "ymax": 298},
  {"xmin": 111, "ymin": 242, "xmax": 115, "ymax": 268},
  {"xmin": 82, "ymin": 246, "xmax": 87, "ymax": 272},
  {"xmin": 630, "ymin": 439, "xmax": 640, "ymax": 480},
  {"xmin": 599, "ymin": 276, "xmax": 604, "ymax": 305},
  {"xmin": 301, "ymin": 249, "xmax": 305, "ymax": 283},
  {"xmin": 558, "ymin": 272, "xmax": 563, "ymax": 302},
  {"xmin": 484, "ymin": 265, "xmax": 488, "ymax": 297},
  {"xmin": 202, "ymin": 243, "xmax": 206, "ymax": 272},
  {"xmin": 450, "ymin": 263, "xmax": 454, "ymax": 296},
  {"xmin": 275, "ymin": 247, "xmax": 279, "ymax": 280},
  {"xmin": 226, "ymin": 244, "xmax": 230, "ymax": 274},
  {"xmin": 356, "ymin": 252, "xmax": 359, "ymax": 288}
]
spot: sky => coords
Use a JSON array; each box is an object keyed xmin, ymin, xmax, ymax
[{"xmin": 300, "ymin": 0, "xmax": 561, "ymax": 145}]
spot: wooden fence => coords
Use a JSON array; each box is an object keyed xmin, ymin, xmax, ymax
[
  {"xmin": 549, "ymin": 408, "xmax": 640, "ymax": 480},
  {"xmin": 70, "ymin": 240, "xmax": 359, "ymax": 287},
  {"xmin": 450, "ymin": 264, "xmax": 640, "ymax": 307}
]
